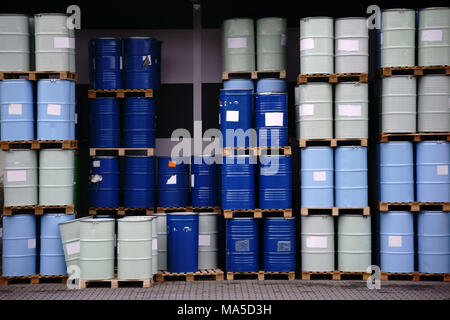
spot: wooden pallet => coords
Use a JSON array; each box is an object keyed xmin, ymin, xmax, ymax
[
  {"xmin": 89, "ymin": 148, "xmax": 154, "ymax": 157},
  {"xmin": 157, "ymin": 206, "xmax": 193, "ymax": 214},
  {"xmin": 0, "ymin": 71, "xmax": 78, "ymax": 81},
  {"xmin": 222, "ymin": 147, "xmax": 258, "ymax": 157},
  {"xmin": 222, "ymin": 70, "xmax": 286, "ymax": 80},
  {"xmin": 80, "ymin": 278, "xmax": 153, "ymax": 289},
  {"xmin": 259, "ymin": 271, "xmax": 296, "ymax": 280},
  {"xmin": 378, "ymin": 202, "xmax": 450, "ymax": 212},
  {"xmin": 257, "ymin": 146, "xmax": 292, "ymax": 156},
  {"xmin": 297, "ymin": 73, "xmax": 368, "ymax": 84},
  {"xmin": 156, "ymin": 269, "xmax": 224, "ymax": 282},
  {"xmin": 379, "ymin": 132, "xmax": 450, "ymax": 143},
  {"xmin": 380, "ymin": 65, "xmax": 450, "ymax": 77},
  {"xmin": 254, "ymin": 209, "xmax": 293, "ymax": 218},
  {"xmin": 298, "ymin": 138, "xmax": 368, "ymax": 148},
  {"xmin": 89, "ymin": 207, "xmax": 155, "ymax": 216},
  {"xmin": 226, "ymin": 272, "xmax": 262, "ymax": 281},
  {"xmin": 1, "ymin": 140, "xmax": 78, "ymax": 150},
  {"xmin": 301, "ymin": 207, "xmax": 370, "ymax": 216},
  {"xmin": 3, "ymin": 205, "xmax": 75, "ymax": 216},
  {"xmin": 223, "ymin": 209, "xmax": 261, "ymax": 219},
  {"xmin": 192, "ymin": 206, "xmax": 221, "ymax": 213},
  {"xmin": 381, "ymin": 272, "xmax": 450, "ymax": 282},
  {"xmin": 335, "ymin": 272, "xmax": 371, "ymax": 281},
  {"xmin": 0, "ymin": 275, "xmax": 68, "ymax": 285},
  {"xmin": 301, "ymin": 271, "xmax": 340, "ymax": 280},
  {"xmin": 88, "ymin": 89, "xmax": 154, "ymax": 99}
]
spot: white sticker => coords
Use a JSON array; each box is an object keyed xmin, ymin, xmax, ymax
[
  {"xmin": 265, "ymin": 112, "xmax": 283, "ymax": 127},
  {"xmin": 226, "ymin": 110, "xmax": 239, "ymax": 122},
  {"xmin": 313, "ymin": 171, "xmax": 327, "ymax": 182},
  {"xmin": 280, "ymin": 34, "xmax": 287, "ymax": 46},
  {"xmin": 300, "ymin": 104, "xmax": 314, "ymax": 116},
  {"xmin": 75, "ymin": 113, "xmax": 78, "ymax": 124},
  {"xmin": 338, "ymin": 39, "xmax": 359, "ymax": 52},
  {"xmin": 93, "ymin": 160, "xmax": 100, "ymax": 168},
  {"xmin": 167, "ymin": 175, "xmax": 177, "ymax": 185},
  {"xmin": 28, "ymin": 238, "xmax": 36, "ymax": 249},
  {"xmin": 47, "ymin": 104, "xmax": 61, "ymax": 116},
  {"xmin": 306, "ymin": 236, "xmax": 327, "ymax": 249},
  {"xmin": 300, "ymin": 38, "xmax": 314, "ymax": 51},
  {"xmin": 339, "ymin": 104, "xmax": 361, "ymax": 117},
  {"xmin": 199, "ymin": 235, "xmax": 211, "ymax": 247},
  {"xmin": 191, "ymin": 174, "xmax": 195, "ymax": 188},
  {"xmin": 388, "ymin": 236, "xmax": 402, "ymax": 248},
  {"xmin": 120, "ymin": 56, "xmax": 123, "ymax": 70},
  {"xmin": 66, "ymin": 241, "xmax": 80, "ymax": 255},
  {"xmin": 152, "ymin": 239, "xmax": 158, "ymax": 251},
  {"xmin": 380, "ymin": 32, "xmax": 383, "ymax": 45},
  {"xmin": 421, "ymin": 30, "xmax": 443, "ymax": 42},
  {"xmin": 437, "ymin": 165, "xmax": 448, "ymax": 176},
  {"xmin": 8, "ymin": 104, "xmax": 22, "ymax": 115},
  {"xmin": 228, "ymin": 37, "xmax": 247, "ymax": 49},
  {"xmin": 7, "ymin": 170, "xmax": 27, "ymax": 182},
  {"xmin": 54, "ymin": 37, "xmax": 74, "ymax": 49},
  {"xmin": 142, "ymin": 55, "xmax": 152, "ymax": 66}
]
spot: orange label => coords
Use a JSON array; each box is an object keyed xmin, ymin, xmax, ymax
[{"xmin": 168, "ymin": 161, "xmax": 176, "ymax": 167}]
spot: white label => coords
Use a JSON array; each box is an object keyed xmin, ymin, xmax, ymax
[
  {"xmin": 191, "ymin": 174, "xmax": 195, "ymax": 187},
  {"xmin": 152, "ymin": 239, "xmax": 158, "ymax": 251},
  {"xmin": 54, "ymin": 37, "xmax": 73, "ymax": 49},
  {"xmin": 388, "ymin": 236, "xmax": 402, "ymax": 248},
  {"xmin": 47, "ymin": 104, "xmax": 61, "ymax": 116},
  {"xmin": 339, "ymin": 104, "xmax": 361, "ymax": 117},
  {"xmin": 265, "ymin": 112, "xmax": 283, "ymax": 126},
  {"xmin": 338, "ymin": 39, "xmax": 359, "ymax": 52},
  {"xmin": 300, "ymin": 104, "xmax": 314, "ymax": 116},
  {"xmin": 280, "ymin": 34, "xmax": 287, "ymax": 46},
  {"xmin": 228, "ymin": 37, "xmax": 247, "ymax": 49},
  {"xmin": 226, "ymin": 110, "xmax": 239, "ymax": 122},
  {"xmin": 120, "ymin": 56, "xmax": 123, "ymax": 70},
  {"xmin": 437, "ymin": 165, "xmax": 448, "ymax": 176},
  {"xmin": 306, "ymin": 236, "xmax": 327, "ymax": 249},
  {"xmin": 7, "ymin": 170, "xmax": 27, "ymax": 182},
  {"xmin": 66, "ymin": 241, "xmax": 80, "ymax": 255},
  {"xmin": 8, "ymin": 104, "xmax": 22, "ymax": 115},
  {"xmin": 421, "ymin": 30, "xmax": 443, "ymax": 42},
  {"xmin": 28, "ymin": 238, "xmax": 36, "ymax": 249},
  {"xmin": 142, "ymin": 55, "xmax": 152, "ymax": 66},
  {"xmin": 313, "ymin": 171, "xmax": 327, "ymax": 182},
  {"xmin": 300, "ymin": 38, "xmax": 314, "ymax": 51},
  {"xmin": 277, "ymin": 241, "xmax": 291, "ymax": 252},
  {"xmin": 199, "ymin": 235, "xmax": 211, "ymax": 247},
  {"xmin": 167, "ymin": 175, "xmax": 177, "ymax": 185},
  {"xmin": 380, "ymin": 32, "xmax": 383, "ymax": 45},
  {"xmin": 93, "ymin": 160, "xmax": 100, "ymax": 168}
]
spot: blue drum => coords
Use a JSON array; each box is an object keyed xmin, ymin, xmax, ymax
[
  {"xmin": 226, "ymin": 218, "xmax": 259, "ymax": 272},
  {"xmin": 256, "ymin": 79, "xmax": 287, "ymax": 93},
  {"xmin": 255, "ymin": 92, "xmax": 288, "ymax": 147},
  {"xmin": 123, "ymin": 37, "xmax": 157, "ymax": 89},
  {"xmin": 89, "ymin": 98, "xmax": 120, "ymax": 148},
  {"xmin": 157, "ymin": 157, "xmax": 190, "ymax": 208},
  {"xmin": 223, "ymin": 79, "xmax": 255, "ymax": 93},
  {"xmin": 123, "ymin": 97, "xmax": 155, "ymax": 148},
  {"xmin": 124, "ymin": 156, "xmax": 155, "ymax": 208},
  {"xmin": 191, "ymin": 155, "xmax": 219, "ymax": 207},
  {"xmin": 259, "ymin": 155, "xmax": 291, "ymax": 209},
  {"xmin": 89, "ymin": 38, "xmax": 122, "ymax": 90},
  {"xmin": 89, "ymin": 157, "xmax": 120, "ymax": 208}
]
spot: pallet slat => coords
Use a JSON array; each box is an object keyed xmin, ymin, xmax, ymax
[
  {"xmin": 222, "ymin": 70, "xmax": 286, "ymax": 81},
  {"xmin": 80, "ymin": 278, "xmax": 152, "ymax": 289},
  {"xmin": 297, "ymin": 73, "xmax": 368, "ymax": 84},
  {"xmin": 379, "ymin": 132, "xmax": 450, "ymax": 143},
  {"xmin": 88, "ymin": 89, "xmax": 154, "ymax": 99},
  {"xmin": 378, "ymin": 202, "xmax": 450, "ymax": 212},
  {"xmin": 1, "ymin": 140, "xmax": 78, "ymax": 151},
  {"xmin": 3, "ymin": 205, "xmax": 75, "ymax": 216},
  {"xmin": 0, "ymin": 275, "xmax": 68, "ymax": 285},
  {"xmin": 156, "ymin": 269, "xmax": 224, "ymax": 282},
  {"xmin": 301, "ymin": 207, "xmax": 370, "ymax": 216},
  {"xmin": 379, "ymin": 65, "xmax": 450, "ymax": 77},
  {"xmin": 157, "ymin": 207, "xmax": 193, "ymax": 213},
  {"xmin": 0, "ymin": 71, "xmax": 77, "ymax": 81},
  {"xmin": 298, "ymin": 139, "xmax": 368, "ymax": 148},
  {"xmin": 89, "ymin": 148, "xmax": 154, "ymax": 157},
  {"xmin": 89, "ymin": 207, "xmax": 155, "ymax": 216}
]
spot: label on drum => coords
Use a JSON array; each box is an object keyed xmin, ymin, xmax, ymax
[
  {"xmin": 277, "ymin": 241, "xmax": 291, "ymax": 252},
  {"xmin": 421, "ymin": 29, "xmax": 443, "ymax": 42},
  {"xmin": 93, "ymin": 160, "xmax": 100, "ymax": 168},
  {"xmin": 199, "ymin": 235, "xmax": 211, "ymax": 247},
  {"xmin": 437, "ymin": 165, "xmax": 448, "ymax": 176},
  {"xmin": 306, "ymin": 236, "xmax": 327, "ymax": 249},
  {"xmin": 235, "ymin": 239, "xmax": 250, "ymax": 252},
  {"xmin": 313, "ymin": 171, "xmax": 327, "ymax": 182},
  {"xmin": 339, "ymin": 104, "xmax": 361, "ymax": 117},
  {"xmin": 338, "ymin": 39, "xmax": 359, "ymax": 52},
  {"xmin": 54, "ymin": 37, "xmax": 75, "ymax": 49},
  {"xmin": 265, "ymin": 112, "xmax": 283, "ymax": 126},
  {"xmin": 191, "ymin": 174, "xmax": 195, "ymax": 187},
  {"xmin": 47, "ymin": 104, "xmax": 61, "ymax": 116},
  {"xmin": 7, "ymin": 170, "xmax": 27, "ymax": 182},
  {"xmin": 280, "ymin": 34, "xmax": 287, "ymax": 46},
  {"xmin": 28, "ymin": 238, "xmax": 36, "ymax": 249},
  {"xmin": 299, "ymin": 104, "xmax": 314, "ymax": 116},
  {"xmin": 388, "ymin": 236, "xmax": 402, "ymax": 248},
  {"xmin": 66, "ymin": 241, "xmax": 80, "ymax": 255},
  {"xmin": 142, "ymin": 55, "xmax": 152, "ymax": 66},
  {"xmin": 166, "ymin": 175, "xmax": 177, "ymax": 185},
  {"xmin": 300, "ymin": 38, "xmax": 314, "ymax": 51},
  {"xmin": 228, "ymin": 37, "xmax": 247, "ymax": 49},
  {"xmin": 8, "ymin": 104, "xmax": 22, "ymax": 115},
  {"xmin": 226, "ymin": 110, "xmax": 239, "ymax": 122},
  {"xmin": 152, "ymin": 239, "xmax": 158, "ymax": 250}
]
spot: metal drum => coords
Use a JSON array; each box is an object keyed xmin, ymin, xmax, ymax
[
  {"xmin": 380, "ymin": 9, "xmax": 416, "ymax": 67},
  {"xmin": 89, "ymin": 38, "xmax": 122, "ymax": 90},
  {"xmin": 123, "ymin": 37, "xmax": 157, "ymax": 89},
  {"xmin": 198, "ymin": 212, "xmax": 219, "ymax": 270},
  {"xmin": 4, "ymin": 150, "xmax": 38, "ymax": 206},
  {"xmin": 167, "ymin": 212, "xmax": 199, "ymax": 273},
  {"xmin": 2, "ymin": 215, "xmax": 36, "ymax": 276},
  {"xmin": 222, "ymin": 155, "xmax": 255, "ymax": 210},
  {"xmin": 295, "ymin": 83, "xmax": 333, "ymax": 139},
  {"xmin": 157, "ymin": 157, "xmax": 190, "ymax": 208},
  {"xmin": 117, "ymin": 216, "xmax": 152, "ymax": 280},
  {"xmin": 34, "ymin": 13, "xmax": 72, "ymax": 71},
  {"xmin": 301, "ymin": 215, "xmax": 334, "ymax": 272},
  {"xmin": 80, "ymin": 218, "xmax": 115, "ymax": 280},
  {"xmin": 418, "ymin": 211, "xmax": 450, "ymax": 274},
  {"xmin": 337, "ymin": 215, "xmax": 371, "ymax": 272},
  {"xmin": 256, "ymin": 17, "xmax": 287, "ymax": 71},
  {"xmin": 255, "ymin": 93, "xmax": 288, "ymax": 147},
  {"xmin": 89, "ymin": 157, "xmax": 120, "ymax": 208},
  {"xmin": 335, "ymin": 82, "xmax": 369, "ymax": 139},
  {"xmin": 39, "ymin": 150, "xmax": 74, "ymax": 206},
  {"xmin": 418, "ymin": 7, "xmax": 450, "ymax": 66},
  {"xmin": 335, "ymin": 18, "xmax": 369, "ymax": 73},
  {"xmin": 0, "ymin": 80, "xmax": 34, "ymax": 141},
  {"xmin": 37, "ymin": 80, "xmax": 75, "ymax": 141},
  {"xmin": 335, "ymin": 146, "xmax": 368, "ymax": 207},
  {"xmin": 416, "ymin": 141, "xmax": 450, "ymax": 202},
  {"xmin": 150, "ymin": 216, "xmax": 158, "ymax": 275},
  {"xmin": 40, "ymin": 213, "xmax": 75, "ymax": 275},
  {"xmin": 123, "ymin": 97, "xmax": 155, "ymax": 148},
  {"xmin": 0, "ymin": 14, "xmax": 30, "ymax": 71},
  {"xmin": 226, "ymin": 218, "xmax": 259, "ymax": 272},
  {"xmin": 73, "ymin": 153, "xmax": 79, "ymax": 209},
  {"xmin": 300, "ymin": 147, "xmax": 333, "ymax": 207},
  {"xmin": 192, "ymin": 155, "xmax": 219, "ymax": 208},
  {"xmin": 124, "ymin": 156, "xmax": 155, "ymax": 208},
  {"xmin": 222, "ymin": 18, "xmax": 255, "ymax": 72},
  {"xmin": 299, "ymin": 17, "xmax": 334, "ymax": 74},
  {"xmin": 418, "ymin": 75, "xmax": 450, "ymax": 132},
  {"xmin": 259, "ymin": 155, "xmax": 292, "ymax": 209},
  {"xmin": 223, "ymin": 79, "xmax": 254, "ymax": 92},
  {"xmin": 256, "ymin": 79, "xmax": 287, "ymax": 93},
  {"xmin": 381, "ymin": 75, "xmax": 416, "ymax": 133},
  {"xmin": 263, "ymin": 217, "xmax": 296, "ymax": 272},
  {"xmin": 155, "ymin": 213, "xmax": 167, "ymax": 271},
  {"xmin": 219, "ymin": 89, "xmax": 253, "ymax": 148},
  {"xmin": 379, "ymin": 211, "xmax": 414, "ymax": 273},
  {"xmin": 378, "ymin": 142, "xmax": 414, "ymax": 202},
  {"xmin": 59, "ymin": 217, "xmax": 93, "ymax": 270},
  {"xmin": 89, "ymin": 98, "xmax": 120, "ymax": 148}
]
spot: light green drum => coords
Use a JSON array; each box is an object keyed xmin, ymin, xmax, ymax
[
  {"xmin": 59, "ymin": 216, "xmax": 92, "ymax": 270},
  {"xmin": 337, "ymin": 215, "xmax": 371, "ymax": 272},
  {"xmin": 222, "ymin": 18, "xmax": 255, "ymax": 72},
  {"xmin": 80, "ymin": 218, "xmax": 115, "ymax": 280},
  {"xmin": 418, "ymin": 75, "xmax": 450, "ymax": 132},
  {"xmin": 335, "ymin": 82, "xmax": 369, "ymax": 139},
  {"xmin": 0, "ymin": 14, "xmax": 30, "ymax": 71},
  {"xmin": 155, "ymin": 213, "xmax": 167, "ymax": 271},
  {"xmin": 300, "ymin": 17, "xmax": 334, "ymax": 74},
  {"xmin": 150, "ymin": 216, "xmax": 158, "ymax": 276},
  {"xmin": 117, "ymin": 217, "xmax": 152, "ymax": 280},
  {"xmin": 39, "ymin": 150, "xmax": 74, "ymax": 206},
  {"xmin": 198, "ymin": 212, "xmax": 219, "ymax": 270},
  {"xmin": 301, "ymin": 215, "xmax": 334, "ymax": 272},
  {"xmin": 256, "ymin": 17, "xmax": 287, "ymax": 71},
  {"xmin": 381, "ymin": 9, "xmax": 415, "ymax": 68},
  {"xmin": 418, "ymin": 7, "xmax": 450, "ymax": 66},
  {"xmin": 381, "ymin": 75, "xmax": 416, "ymax": 133},
  {"xmin": 4, "ymin": 150, "xmax": 38, "ymax": 206},
  {"xmin": 295, "ymin": 83, "xmax": 333, "ymax": 139}
]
